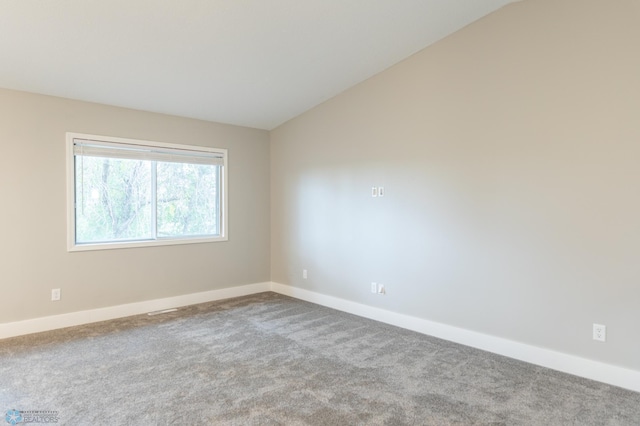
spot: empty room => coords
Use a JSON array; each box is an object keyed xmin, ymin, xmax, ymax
[{"xmin": 1, "ymin": 0, "xmax": 639, "ymax": 424}]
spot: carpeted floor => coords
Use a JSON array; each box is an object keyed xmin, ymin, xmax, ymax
[{"xmin": 0, "ymin": 292, "xmax": 638, "ymax": 425}]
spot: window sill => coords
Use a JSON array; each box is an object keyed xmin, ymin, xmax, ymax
[{"xmin": 67, "ymin": 235, "xmax": 228, "ymax": 252}]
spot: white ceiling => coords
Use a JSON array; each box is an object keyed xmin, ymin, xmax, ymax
[{"xmin": 0, "ymin": 0, "xmax": 519, "ymax": 130}]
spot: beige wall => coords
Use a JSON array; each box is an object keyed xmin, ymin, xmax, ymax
[
  {"xmin": 271, "ymin": 0, "xmax": 640, "ymax": 370},
  {"xmin": 0, "ymin": 88, "xmax": 270, "ymax": 323}
]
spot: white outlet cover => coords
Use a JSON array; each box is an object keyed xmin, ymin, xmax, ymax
[
  {"xmin": 302, "ymin": 269, "xmax": 308, "ymax": 279},
  {"xmin": 378, "ymin": 187, "xmax": 385, "ymax": 197},
  {"xmin": 371, "ymin": 187, "xmax": 378, "ymax": 197},
  {"xmin": 593, "ymin": 324, "xmax": 606, "ymax": 342},
  {"xmin": 371, "ymin": 282, "xmax": 377, "ymax": 293}
]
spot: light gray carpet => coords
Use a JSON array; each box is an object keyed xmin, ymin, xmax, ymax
[{"xmin": 0, "ymin": 292, "xmax": 638, "ymax": 425}]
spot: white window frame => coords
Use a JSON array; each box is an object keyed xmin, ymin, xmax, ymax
[{"xmin": 66, "ymin": 132, "xmax": 228, "ymax": 252}]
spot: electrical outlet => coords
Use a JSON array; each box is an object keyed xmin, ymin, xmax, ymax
[
  {"xmin": 593, "ymin": 324, "xmax": 606, "ymax": 342},
  {"xmin": 378, "ymin": 187, "xmax": 385, "ymax": 197},
  {"xmin": 371, "ymin": 282, "xmax": 377, "ymax": 293},
  {"xmin": 371, "ymin": 187, "xmax": 378, "ymax": 197},
  {"xmin": 302, "ymin": 269, "xmax": 307, "ymax": 279},
  {"xmin": 51, "ymin": 288, "xmax": 61, "ymax": 301}
]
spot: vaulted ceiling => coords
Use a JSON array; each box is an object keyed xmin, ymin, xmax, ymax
[{"xmin": 0, "ymin": 0, "xmax": 519, "ymax": 130}]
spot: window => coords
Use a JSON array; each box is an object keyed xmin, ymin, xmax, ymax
[{"xmin": 66, "ymin": 133, "xmax": 227, "ymax": 251}]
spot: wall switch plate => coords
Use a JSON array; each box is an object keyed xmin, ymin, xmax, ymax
[
  {"xmin": 371, "ymin": 187, "xmax": 378, "ymax": 197},
  {"xmin": 593, "ymin": 324, "xmax": 606, "ymax": 342},
  {"xmin": 377, "ymin": 284, "xmax": 385, "ymax": 295},
  {"xmin": 302, "ymin": 269, "xmax": 308, "ymax": 279},
  {"xmin": 378, "ymin": 187, "xmax": 385, "ymax": 197},
  {"xmin": 371, "ymin": 282, "xmax": 377, "ymax": 293},
  {"xmin": 51, "ymin": 288, "xmax": 61, "ymax": 301}
]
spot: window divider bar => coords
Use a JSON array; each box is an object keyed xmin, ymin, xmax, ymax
[{"xmin": 151, "ymin": 161, "xmax": 158, "ymax": 240}]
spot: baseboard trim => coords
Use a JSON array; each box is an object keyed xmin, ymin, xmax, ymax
[
  {"xmin": 270, "ymin": 282, "xmax": 640, "ymax": 393},
  {"xmin": 0, "ymin": 282, "xmax": 271, "ymax": 340}
]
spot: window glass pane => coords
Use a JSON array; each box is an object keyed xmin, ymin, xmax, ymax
[
  {"xmin": 75, "ymin": 156, "xmax": 152, "ymax": 243},
  {"xmin": 156, "ymin": 162, "xmax": 219, "ymax": 238}
]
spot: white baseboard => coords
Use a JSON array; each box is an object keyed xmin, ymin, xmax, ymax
[
  {"xmin": 0, "ymin": 282, "xmax": 271, "ymax": 340},
  {"xmin": 270, "ymin": 282, "xmax": 640, "ymax": 393}
]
